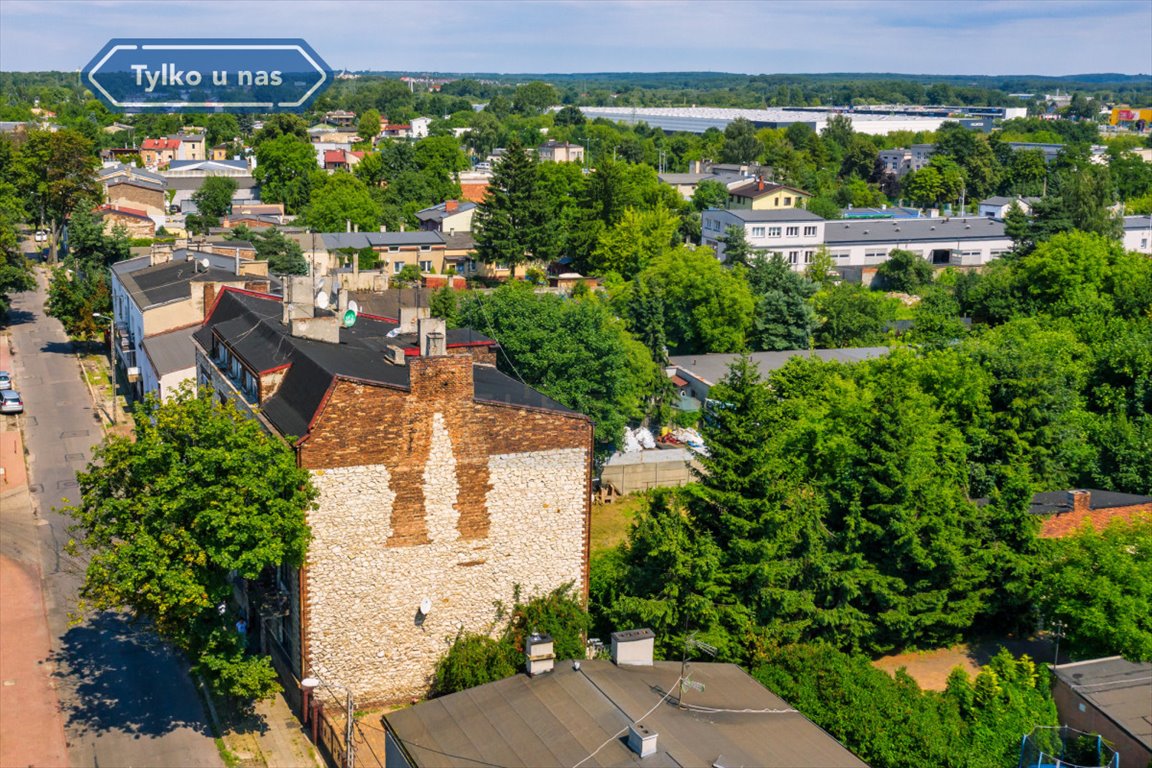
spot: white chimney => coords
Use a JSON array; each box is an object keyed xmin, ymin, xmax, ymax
[
  {"xmin": 525, "ymin": 633, "xmax": 555, "ymax": 677},
  {"xmin": 611, "ymin": 628, "xmax": 655, "ymax": 666},
  {"xmin": 418, "ymin": 316, "xmax": 447, "ymax": 357},
  {"xmin": 627, "ymin": 723, "xmax": 658, "ymax": 758}
]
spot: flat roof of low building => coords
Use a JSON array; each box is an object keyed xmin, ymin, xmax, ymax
[
  {"xmin": 1052, "ymin": 657, "xmax": 1152, "ymax": 750},
  {"xmin": 707, "ymin": 208, "xmax": 826, "ymax": 223},
  {"xmin": 670, "ymin": 348, "xmax": 889, "ymax": 388},
  {"xmin": 384, "ymin": 660, "xmax": 866, "ymax": 767},
  {"xmin": 141, "ymin": 324, "xmax": 198, "ymax": 377},
  {"xmin": 824, "ymin": 216, "xmax": 1007, "ymax": 245}
]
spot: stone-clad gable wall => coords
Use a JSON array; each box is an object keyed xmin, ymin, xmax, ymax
[{"xmin": 298, "ymin": 358, "xmax": 592, "ymax": 705}]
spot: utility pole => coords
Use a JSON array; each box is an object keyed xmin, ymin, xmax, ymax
[{"xmin": 344, "ymin": 690, "xmax": 355, "ymax": 768}]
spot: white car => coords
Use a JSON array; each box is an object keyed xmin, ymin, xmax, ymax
[
  {"xmin": 0, "ymin": 390, "xmax": 23, "ymax": 414},
  {"xmin": 0, "ymin": 371, "xmax": 11, "ymax": 390}
]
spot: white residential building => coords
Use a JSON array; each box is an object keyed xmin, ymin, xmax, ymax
[
  {"xmin": 1123, "ymin": 215, "xmax": 1152, "ymax": 254},
  {"xmin": 878, "ymin": 144, "xmax": 935, "ymax": 179},
  {"xmin": 823, "ymin": 216, "xmax": 1012, "ymax": 270},
  {"xmin": 701, "ymin": 208, "xmax": 825, "ymax": 266}
]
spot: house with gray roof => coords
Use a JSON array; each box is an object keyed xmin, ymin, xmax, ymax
[
  {"xmin": 701, "ymin": 208, "xmax": 826, "ymax": 265},
  {"xmin": 109, "ymin": 248, "xmax": 276, "ymax": 402},
  {"xmin": 823, "ymin": 216, "xmax": 1012, "ymax": 271},
  {"xmin": 669, "ymin": 347, "xmax": 889, "ymax": 405},
  {"xmin": 1123, "ymin": 214, "xmax": 1152, "ymax": 254},
  {"xmin": 415, "ymin": 200, "xmax": 476, "ymax": 234},
  {"xmin": 382, "ymin": 633, "xmax": 865, "ymax": 767}
]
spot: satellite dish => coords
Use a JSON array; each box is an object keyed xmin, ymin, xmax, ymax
[
  {"xmin": 347, "ymin": 300, "xmax": 360, "ymax": 315},
  {"xmin": 342, "ymin": 309, "xmax": 357, "ymax": 328},
  {"xmin": 419, "ymin": 597, "xmax": 433, "ymax": 616},
  {"xmin": 199, "ymin": 257, "xmax": 210, "ymax": 269},
  {"xmin": 315, "ymin": 291, "xmax": 330, "ymax": 309}
]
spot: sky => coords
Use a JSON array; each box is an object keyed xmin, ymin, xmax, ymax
[{"xmin": 1, "ymin": 0, "xmax": 1150, "ymax": 77}]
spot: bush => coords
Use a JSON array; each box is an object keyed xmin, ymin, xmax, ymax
[{"xmin": 433, "ymin": 632, "xmax": 518, "ymax": 695}]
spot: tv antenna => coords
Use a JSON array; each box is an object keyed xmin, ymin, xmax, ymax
[{"xmin": 679, "ymin": 629, "xmax": 716, "ymax": 709}]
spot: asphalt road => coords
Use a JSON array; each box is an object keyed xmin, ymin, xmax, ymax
[{"xmin": 6, "ymin": 264, "xmax": 221, "ymax": 768}]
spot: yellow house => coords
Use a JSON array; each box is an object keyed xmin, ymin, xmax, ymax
[{"xmin": 727, "ymin": 178, "xmax": 812, "ymax": 210}]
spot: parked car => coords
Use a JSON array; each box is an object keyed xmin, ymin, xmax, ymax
[
  {"xmin": 0, "ymin": 390, "xmax": 22, "ymax": 414},
  {"xmin": 0, "ymin": 371, "xmax": 11, "ymax": 390}
]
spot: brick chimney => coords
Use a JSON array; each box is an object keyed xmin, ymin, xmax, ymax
[
  {"xmin": 1067, "ymin": 490, "xmax": 1090, "ymax": 515},
  {"xmin": 408, "ymin": 354, "xmax": 472, "ymax": 401},
  {"xmin": 445, "ymin": 200, "xmax": 458, "ymax": 213},
  {"xmin": 757, "ymin": 175, "xmax": 765, "ymax": 192}
]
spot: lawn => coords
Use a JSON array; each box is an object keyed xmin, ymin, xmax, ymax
[{"xmin": 590, "ymin": 493, "xmax": 648, "ymax": 553}]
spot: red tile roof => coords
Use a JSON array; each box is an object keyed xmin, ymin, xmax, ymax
[
  {"xmin": 323, "ymin": 149, "xmax": 347, "ymax": 165},
  {"xmin": 142, "ymin": 138, "xmax": 180, "ymax": 151},
  {"xmin": 95, "ymin": 204, "xmax": 152, "ymax": 221}
]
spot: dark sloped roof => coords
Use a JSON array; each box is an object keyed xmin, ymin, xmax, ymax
[
  {"xmin": 384, "ymin": 660, "xmax": 866, "ymax": 768},
  {"xmin": 141, "ymin": 325, "xmax": 198, "ymax": 377},
  {"xmin": 200, "ymin": 290, "xmax": 578, "ymax": 438},
  {"xmin": 320, "ymin": 231, "xmax": 445, "ymax": 250},
  {"xmin": 1028, "ymin": 489, "xmax": 1152, "ymax": 515},
  {"xmin": 117, "ymin": 260, "xmax": 240, "ymax": 309},
  {"xmin": 714, "ymin": 208, "xmax": 826, "ymax": 223},
  {"xmin": 729, "ymin": 180, "xmax": 810, "ymax": 199}
]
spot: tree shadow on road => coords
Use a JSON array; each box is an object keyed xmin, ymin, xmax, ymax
[
  {"xmin": 51, "ymin": 612, "xmax": 214, "ymax": 739},
  {"xmin": 39, "ymin": 341, "xmax": 79, "ymax": 356},
  {"xmin": 4, "ymin": 309, "xmax": 35, "ymax": 327}
]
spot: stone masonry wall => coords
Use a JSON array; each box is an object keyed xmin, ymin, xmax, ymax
[{"xmin": 299, "ymin": 359, "xmax": 592, "ymax": 705}]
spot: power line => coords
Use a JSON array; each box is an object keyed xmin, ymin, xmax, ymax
[{"xmin": 571, "ymin": 676, "xmax": 682, "ymax": 768}]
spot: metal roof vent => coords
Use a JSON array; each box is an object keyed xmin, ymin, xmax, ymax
[
  {"xmin": 611, "ymin": 628, "xmax": 655, "ymax": 666},
  {"xmin": 628, "ymin": 723, "xmax": 658, "ymax": 758}
]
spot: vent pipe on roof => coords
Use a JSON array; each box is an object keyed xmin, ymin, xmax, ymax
[
  {"xmin": 628, "ymin": 724, "xmax": 658, "ymax": 758},
  {"xmin": 525, "ymin": 633, "xmax": 555, "ymax": 677}
]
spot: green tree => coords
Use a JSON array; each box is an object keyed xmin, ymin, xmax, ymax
[
  {"xmin": 188, "ymin": 176, "xmax": 238, "ymax": 233},
  {"xmin": 874, "ymin": 248, "xmax": 933, "ymax": 293},
  {"xmin": 46, "ymin": 261, "xmax": 110, "ymax": 340},
  {"xmin": 720, "ymin": 117, "xmax": 761, "ymax": 164},
  {"xmin": 718, "ymin": 225, "xmax": 752, "ymax": 267},
  {"xmin": 64, "ymin": 389, "xmax": 316, "ymax": 699},
  {"xmin": 253, "ymin": 114, "xmax": 308, "ymax": 145},
  {"xmin": 253, "ymin": 135, "xmax": 321, "ymax": 214},
  {"xmin": 553, "ymin": 105, "xmax": 586, "ymax": 128},
  {"xmin": 473, "ymin": 139, "xmax": 549, "ymax": 275},
  {"xmin": 240, "ymin": 228, "xmax": 308, "ymax": 275},
  {"xmin": 631, "ymin": 245, "xmax": 754, "ymax": 354},
  {"xmin": 512, "ymin": 81, "xmax": 558, "ymax": 116},
  {"xmin": 691, "ymin": 179, "xmax": 729, "ymax": 211},
  {"xmin": 1035, "ymin": 518, "xmax": 1152, "ymax": 661},
  {"xmin": 590, "ymin": 206, "xmax": 679, "ymax": 278},
  {"xmin": 747, "ymin": 253, "xmax": 818, "ymax": 350},
  {"xmin": 433, "ymin": 632, "xmax": 518, "ymax": 695},
  {"xmin": 301, "ymin": 172, "xmax": 381, "ymax": 233},
  {"xmin": 15, "ymin": 129, "xmax": 99, "ymax": 261},
  {"xmin": 429, "ymin": 285, "xmax": 459, "ymax": 327},
  {"xmin": 204, "ymin": 113, "xmax": 240, "ymax": 148},
  {"xmin": 459, "ymin": 281, "xmax": 657, "ymax": 448},
  {"xmin": 813, "ymin": 283, "xmax": 895, "ymax": 347},
  {"xmin": 357, "ymin": 108, "xmax": 381, "ymax": 141}
]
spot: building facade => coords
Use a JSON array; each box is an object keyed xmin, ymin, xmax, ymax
[{"xmin": 193, "ymin": 287, "xmax": 593, "ymax": 705}]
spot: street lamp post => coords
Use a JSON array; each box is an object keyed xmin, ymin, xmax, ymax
[{"xmin": 92, "ymin": 313, "xmax": 116, "ymax": 424}]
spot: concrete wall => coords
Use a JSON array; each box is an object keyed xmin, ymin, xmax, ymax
[{"xmin": 298, "ymin": 358, "xmax": 592, "ymax": 705}]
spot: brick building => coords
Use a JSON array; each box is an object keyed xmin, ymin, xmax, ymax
[
  {"xmin": 193, "ymin": 283, "xmax": 593, "ymax": 705},
  {"xmin": 1029, "ymin": 489, "xmax": 1152, "ymax": 538}
]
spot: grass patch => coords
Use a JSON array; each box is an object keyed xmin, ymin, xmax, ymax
[
  {"xmin": 590, "ymin": 493, "xmax": 648, "ymax": 553},
  {"xmin": 215, "ymin": 737, "xmax": 243, "ymax": 768}
]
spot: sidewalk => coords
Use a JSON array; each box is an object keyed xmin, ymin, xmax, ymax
[{"xmin": 0, "ymin": 332, "xmax": 70, "ymax": 767}]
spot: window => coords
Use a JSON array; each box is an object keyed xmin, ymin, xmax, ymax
[
  {"xmin": 767, "ymin": 226, "xmax": 782, "ymax": 237},
  {"xmin": 788, "ymin": 250, "xmax": 800, "ymax": 264},
  {"xmin": 865, "ymin": 250, "xmax": 888, "ymax": 260},
  {"xmin": 394, "ymin": 261, "xmax": 405, "ymax": 274},
  {"xmin": 420, "ymin": 245, "xmax": 431, "ymax": 252},
  {"xmin": 419, "ymin": 260, "xmax": 433, "ymax": 272},
  {"xmin": 786, "ymin": 226, "xmax": 799, "ymax": 237},
  {"xmin": 803, "ymin": 250, "xmax": 814, "ymax": 263},
  {"xmin": 783, "ymin": 196, "xmax": 792, "ymax": 206},
  {"xmin": 830, "ymin": 250, "xmax": 850, "ymax": 259},
  {"xmin": 751, "ymin": 226, "xmax": 765, "ymax": 238},
  {"xmin": 803, "ymin": 226, "xmax": 817, "ymax": 237},
  {"xmin": 388, "ymin": 246, "xmax": 399, "ymax": 253},
  {"xmin": 1142, "ymin": 238, "xmax": 1149, "ymax": 249}
]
